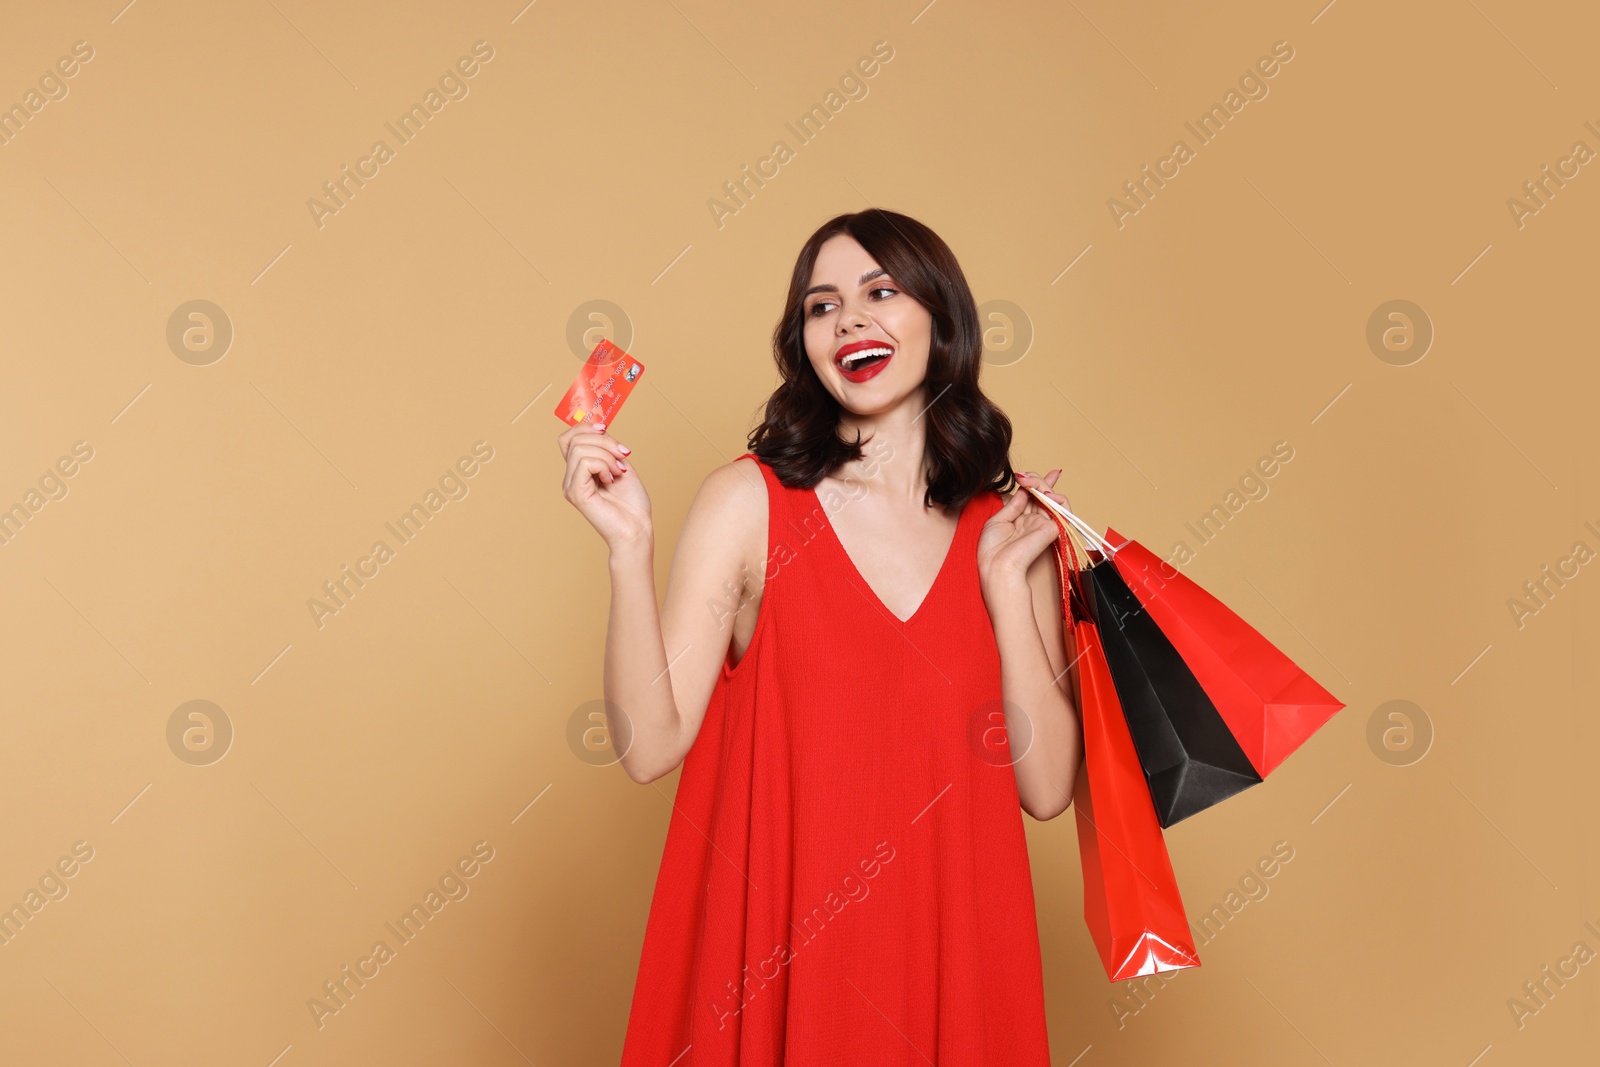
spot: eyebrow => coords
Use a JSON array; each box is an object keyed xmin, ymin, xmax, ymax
[{"xmin": 802, "ymin": 267, "xmax": 889, "ymax": 300}]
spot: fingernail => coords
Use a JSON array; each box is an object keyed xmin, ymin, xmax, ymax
[
  {"xmin": 618, "ymin": 464, "xmax": 628, "ymax": 471},
  {"xmin": 619, "ymin": 445, "xmax": 631, "ymax": 454},
  {"xmin": 596, "ymin": 422, "xmax": 606, "ymax": 429}
]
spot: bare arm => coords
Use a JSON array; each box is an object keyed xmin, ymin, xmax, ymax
[
  {"xmin": 987, "ymin": 547, "xmax": 1083, "ymax": 820},
  {"xmin": 975, "ymin": 468, "xmax": 1085, "ymax": 821},
  {"xmin": 600, "ymin": 458, "xmax": 764, "ymax": 783}
]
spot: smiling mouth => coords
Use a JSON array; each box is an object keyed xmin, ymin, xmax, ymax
[{"xmin": 837, "ymin": 344, "xmax": 894, "ymax": 371}]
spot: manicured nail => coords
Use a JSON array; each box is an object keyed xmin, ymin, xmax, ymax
[
  {"xmin": 618, "ymin": 464, "xmax": 628, "ymax": 472},
  {"xmin": 619, "ymin": 445, "xmax": 631, "ymax": 454}
]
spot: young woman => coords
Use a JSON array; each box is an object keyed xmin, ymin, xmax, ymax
[{"xmin": 558, "ymin": 208, "xmax": 1084, "ymax": 1064}]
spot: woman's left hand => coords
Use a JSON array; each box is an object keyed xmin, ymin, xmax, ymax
[{"xmin": 977, "ymin": 469, "xmax": 1071, "ymax": 604}]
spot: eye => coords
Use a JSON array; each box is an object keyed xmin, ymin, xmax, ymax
[{"xmin": 807, "ymin": 286, "xmax": 895, "ymax": 317}]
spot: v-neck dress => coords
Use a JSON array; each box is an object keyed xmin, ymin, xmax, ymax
[{"xmin": 619, "ymin": 452, "xmax": 1051, "ymax": 1066}]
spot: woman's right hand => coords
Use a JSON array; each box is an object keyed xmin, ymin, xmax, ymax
[{"xmin": 558, "ymin": 420, "xmax": 652, "ymax": 553}]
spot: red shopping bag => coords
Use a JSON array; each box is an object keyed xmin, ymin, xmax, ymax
[
  {"xmin": 1047, "ymin": 513, "xmax": 1200, "ymax": 981},
  {"xmin": 1106, "ymin": 530, "xmax": 1344, "ymax": 778},
  {"xmin": 1071, "ymin": 616, "xmax": 1203, "ymax": 980}
]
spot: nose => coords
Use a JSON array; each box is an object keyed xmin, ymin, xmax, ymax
[{"xmin": 835, "ymin": 301, "xmax": 871, "ymax": 335}]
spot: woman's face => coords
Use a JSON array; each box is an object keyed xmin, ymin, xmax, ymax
[{"xmin": 801, "ymin": 234, "xmax": 933, "ymax": 417}]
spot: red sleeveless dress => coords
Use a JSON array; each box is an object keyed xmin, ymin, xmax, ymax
[{"xmin": 619, "ymin": 453, "xmax": 1051, "ymax": 1065}]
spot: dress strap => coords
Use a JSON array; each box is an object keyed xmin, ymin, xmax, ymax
[{"xmin": 733, "ymin": 451, "xmax": 768, "ymax": 485}]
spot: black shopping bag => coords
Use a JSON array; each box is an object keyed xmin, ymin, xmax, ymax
[{"xmin": 1081, "ymin": 555, "xmax": 1263, "ymax": 827}]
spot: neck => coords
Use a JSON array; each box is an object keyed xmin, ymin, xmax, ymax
[{"xmin": 835, "ymin": 402, "xmax": 934, "ymax": 507}]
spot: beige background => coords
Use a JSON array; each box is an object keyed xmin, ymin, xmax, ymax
[{"xmin": 1, "ymin": 0, "xmax": 1594, "ymax": 1063}]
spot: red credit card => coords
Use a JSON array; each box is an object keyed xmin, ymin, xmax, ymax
[{"xmin": 554, "ymin": 340, "xmax": 644, "ymax": 427}]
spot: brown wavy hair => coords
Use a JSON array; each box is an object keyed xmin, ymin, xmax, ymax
[{"xmin": 745, "ymin": 208, "xmax": 1017, "ymax": 512}]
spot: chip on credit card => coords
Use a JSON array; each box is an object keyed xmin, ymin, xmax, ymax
[{"xmin": 554, "ymin": 340, "xmax": 644, "ymax": 427}]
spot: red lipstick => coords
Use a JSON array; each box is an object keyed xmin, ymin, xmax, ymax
[{"xmin": 833, "ymin": 339, "xmax": 895, "ymax": 383}]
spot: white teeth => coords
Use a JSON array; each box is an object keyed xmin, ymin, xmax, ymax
[{"xmin": 840, "ymin": 346, "xmax": 893, "ymax": 369}]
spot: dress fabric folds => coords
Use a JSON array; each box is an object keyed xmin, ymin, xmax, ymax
[{"xmin": 620, "ymin": 453, "xmax": 1052, "ymax": 1066}]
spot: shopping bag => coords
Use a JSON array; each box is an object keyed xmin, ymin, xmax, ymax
[
  {"xmin": 1043, "ymin": 506, "xmax": 1201, "ymax": 980},
  {"xmin": 1027, "ymin": 488, "xmax": 1343, "ymax": 783},
  {"xmin": 1083, "ymin": 559, "xmax": 1263, "ymax": 827},
  {"xmin": 1032, "ymin": 487, "xmax": 1261, "ymax": 826},
  {"xmin": 1071, "ymin": 613, "xmax": 1203, "ymax": 980},
  {"xmin": 1104, "ymin": 530, "xmax": 1344, "ymax": 778}
]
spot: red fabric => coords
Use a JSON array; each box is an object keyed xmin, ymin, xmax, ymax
[{"xmin": 620, "ymin": 453, "xmax": 1052, "ymax": 1065}]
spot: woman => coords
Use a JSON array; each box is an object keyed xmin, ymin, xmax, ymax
[{"xmin": 558, "ymin": 208, "xmax": 1083, "ymax": 1064}]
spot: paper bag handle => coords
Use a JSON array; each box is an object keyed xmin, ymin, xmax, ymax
[
  {"xmin": 1025, "ymin": 486, "xmax": 1092, "ymax": 622},
  {"xmin": 1025, "ymin": 487, "xmax": 1120, "ymax": 558}
]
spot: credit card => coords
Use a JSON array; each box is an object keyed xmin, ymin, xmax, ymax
[{"xmin": 554, "ymin": 340, "xmax": 644, "ymax": 427}]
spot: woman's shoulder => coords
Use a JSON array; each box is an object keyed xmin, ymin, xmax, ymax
[
  {"xmin": 677, "ymin": 457, "xmax": 771, "ymax": 590},
  {"xmin": 696, "ymin": 455, "xmax": 769, "ymax": 522},
  {"xmin": 694, "ymin": 456, "xmax": 774, "ymax": 557}
]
